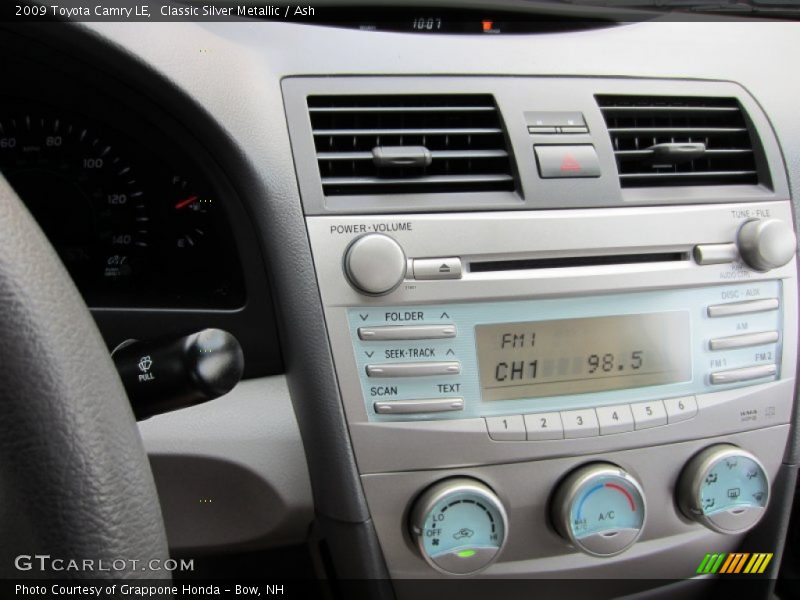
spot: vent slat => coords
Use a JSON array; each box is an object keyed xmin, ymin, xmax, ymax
[
  {"xmin": 619, "ymin": 170, "xmax": 757, "ymax": 180},
  {"xmin": 600, "ymin": 106, "xmax": 740, "ymax": 114},
  {"xmin": 317, "ymin": 149, "xmax": 510, "ymax": 161},
  {"xmin": 608, "ymin": 127, "xmax": 748, "ymax": 134},
  {"xmin": 597, "ymin": 95, "xmax": 759, "ymax": 188},
  {"xmin": 615, "ymin": 148, "xmax": 753, "ymax": 157},
  {"xmin": 309, "ymin": 94, "xmax": 513, "ymax": 196},
  {"xmin": 309, "ymin": 106, "xmax": 497, "ymax": 113},
  {"xmin": 314, "ymin": 128, "xmax": 504, "ymax": 136},
  {"xmin": 321, "ymin": 174, "xmax": 514, "ymax": 185}
]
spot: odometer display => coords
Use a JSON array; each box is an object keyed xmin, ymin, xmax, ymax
[{"xmin": 475, "ymin": 312, "xmax": 691, "ymax": 401}]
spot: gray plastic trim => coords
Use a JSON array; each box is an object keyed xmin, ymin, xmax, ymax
[
  {"xmin": 362, "ymin": 426, "xmax": 786, "ymax": 579},
  {"xmin": 139, "ymin": 376, "xmax": 313, "ymax": 553}
]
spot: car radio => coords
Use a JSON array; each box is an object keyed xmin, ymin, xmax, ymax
[
  {"xmin": 306, "ymin": 200, "xmax": 797, "ymax": 462},
  {"xmin": 347, "ymin": 281, "xmax": 782, "ymax": 433}
]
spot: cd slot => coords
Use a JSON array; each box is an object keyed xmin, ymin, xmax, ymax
[{"xmin": 470, "ymin": 251, "xmax": 689, "ymax": 273}]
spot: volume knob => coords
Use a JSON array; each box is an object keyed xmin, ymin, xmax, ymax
[
  {"xmin": 344, "ymin": 234, "xmax": 406, "ymax": 295},
  {"xmin": 737, "ymin": 218, "xmax": 796, "ymax": 272}
]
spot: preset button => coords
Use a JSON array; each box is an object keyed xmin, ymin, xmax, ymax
[
  {"xmin": 561, "ymin": 409, "xmax": 600, "ymax": 438},
  {"xmin": 595, "ymin": 404, "xmax": 634, "ymax": 435},
  {"xmin": 631, "ymin": 401, "xmax": 667, "ymax": 429},
  {"xmin": 663, "ymin": 396, "xmax": 698, "ymax": 423},
  {"xmin": 524, "ymin": 412, "xmax": 564, "ymax": 441},
  {"xmin": 486, "ymin": 415, "xmax": 526, "ymax": 441}
]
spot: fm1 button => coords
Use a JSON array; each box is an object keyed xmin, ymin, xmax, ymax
[{"xmin": 535, "ymin": 145, "xmax": 601, "ymax": 179}]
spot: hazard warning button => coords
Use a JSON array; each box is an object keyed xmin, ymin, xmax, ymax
[{"xmin": 534, "ymin": 145, "xmax": 601, "ymax": 179}]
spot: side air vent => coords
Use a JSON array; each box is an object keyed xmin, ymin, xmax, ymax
[
  {"xmin": 308, "ymin": 95, "xmax": 514, "ymax": 195},
  {"xmin": 596, "ymin": 95, "xmax": 759, "ymax": 188}
]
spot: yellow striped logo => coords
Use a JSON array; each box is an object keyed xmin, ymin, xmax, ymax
[{"xmin": 697, "ymin": 552, "xmax": 773, "ymax": 575}]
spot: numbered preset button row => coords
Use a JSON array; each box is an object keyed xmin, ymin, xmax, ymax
[{"xmin": 485, "ymin": 396, "xmax": 698, "ymax": 441}]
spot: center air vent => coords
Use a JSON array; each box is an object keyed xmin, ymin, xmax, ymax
[
  {"xmin": 308, "ymin": 95, "xmax": 514, "ymax": 195},
  {"xmin": 596, "ymin": 95, "xmax": 759, "ymax": 188}
]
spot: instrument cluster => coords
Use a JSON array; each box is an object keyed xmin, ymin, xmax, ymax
[{"xmin": 0, "ymin": 102, "xmax": 244, "ymax": 309}]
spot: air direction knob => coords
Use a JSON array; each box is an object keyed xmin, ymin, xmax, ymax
[
  {"xmin": 677, "ymin": 444, "xmax": 769, "ymax": 534},
  {"xmin": 552, "ymin": 463, "xmax": 646, "ymax": 557},
  {"xmin": 344, "ymin": 234, "xmax": 406, "ymax": 295},
  {"xmin": 737, "ymin": 218, "xmax": 797, "ymax": 272}
]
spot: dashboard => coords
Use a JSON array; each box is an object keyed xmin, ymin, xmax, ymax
[{"xmin": 2, "ymin": 7, "xmax": 800, "ymax": 598}]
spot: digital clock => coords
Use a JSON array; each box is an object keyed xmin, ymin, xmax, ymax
[
  {"xmin": 411, "ymin": 17, "xmax": 443, "ymax": 31},
  {"xmin": 475, "ymin": 312, "xmax": 692, "ymax": 401}
]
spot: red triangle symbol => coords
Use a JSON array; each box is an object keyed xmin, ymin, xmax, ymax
[{"xmin": 560, "ymin": 154, "xmax": 581, "ymax": 172}]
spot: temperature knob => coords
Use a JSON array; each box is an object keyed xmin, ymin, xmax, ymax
[
  {"xmin": 408, "ymin": 478, "xmax": 508, "ymax": 575},
  {"xmin": 677, "ymin": 444, "xmax": 769, "ymax": 534},
  {"xmin": 737, "ymin": 218, "xmax": 796, "ymax": 272},
  {"xmin": 344, "ymin": 234, "xmax": 406, "ymax": 295},
  {"xmin": 552, "ymin": 463, "xmax": 646, "ymax": 557}
]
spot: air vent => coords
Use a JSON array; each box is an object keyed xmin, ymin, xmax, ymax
[
  {"xmin": 308, "ymin": 95, "xmax": 514, "ymax": 195},
  {"xmin": 596, "ymin": 95, "xmax": 759, "ymax": 188}
]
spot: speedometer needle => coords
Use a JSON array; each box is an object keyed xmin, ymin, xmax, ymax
[{"xmin": 174, "ymin": 195, "xmax": 198, "ymax": 210}]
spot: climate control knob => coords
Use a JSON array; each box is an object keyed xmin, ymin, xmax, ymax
[
  {"xmin": 552, "ymin": 463, "xmax": 646, "ymax": 557},
  {"xmin": 408, "ymin": 478, "xmax": 507, "ymax": 575},
  {"xmin": 344, "ymin": 234, "xmax": 406, "ymax": 295},
  {"xmin": 677, "ymin": 444, "xmax": 769, "ymax": 534},
  {"xmin": 737, "ymin": 218, "xmax": 796, "ymax": 272}
]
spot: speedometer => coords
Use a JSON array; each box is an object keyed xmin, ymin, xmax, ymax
[
  {"xmin": 0, "ymin": 106, "xmax": 244, "ymax": 309},
  {"xmin": 0, "ymin": 111, "xmax": 149, "ymax": 287}
]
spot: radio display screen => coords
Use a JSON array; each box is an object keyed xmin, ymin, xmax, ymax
[{"xmin": 475, "ymin": 312, "xmax": 692, "ymax": 401}]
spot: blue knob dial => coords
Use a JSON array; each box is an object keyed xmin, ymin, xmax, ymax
[
  {"xmin": 553, "ymin": 463, "xmax": 647, "ymax": 557},
  {"xmin": 409, "ymin": 478, "xmax": 508, "ymax": 575},
  {"xmin": 678, "ymin": 445, "xmax": 769, "ymax": 534}
]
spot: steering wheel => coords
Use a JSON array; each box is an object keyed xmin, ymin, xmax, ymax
[{"xmin": 0, "ymin": 175, "xmax": 169, "ymax": 577}]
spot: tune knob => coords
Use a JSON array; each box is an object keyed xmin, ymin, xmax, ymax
[
  {"xmin": 737, "ymin": 218, "xmax": 796, "ymax": 272},
  {"xmin": 677, "ymin": 444, "xmax": 769, "ymax": 534},
  {"xmin": 552, "ymin": 463, "xmax": 646, "ymax": 557},
  {"xmin": 408, "ymin": 478, "xmax": 508, "ymax": 575},
  {"xmin": 344, "ymin": 234, "xmax": 406, "ymax": 295}
]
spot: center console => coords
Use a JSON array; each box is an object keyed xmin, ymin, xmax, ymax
[{"xmin": 284, "ymin": 76, "xmax": 797, "ymax": 580}]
